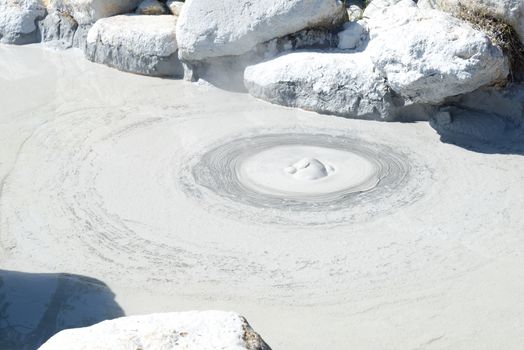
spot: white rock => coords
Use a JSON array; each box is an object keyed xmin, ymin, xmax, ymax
[
  {"xmin": 347, "ymin": 4, "xmax": 363, "ymax": 21},
  {"xmin": 46, "ymin": 0, "xmax": 142, "ymax": 25},
  {"xmin": 85, "ymin": 14, "xmax": 182, "ymax": 77},
  {"xmin": 366, "ymin": 2, "xmax": 509, "ymax": 104},
  {"xmin": 166, "ymin": 0, "xmax": 184, "ymax": 16},
  {"xmin": 337, "ymin": 21, "xmax": 368, "ymax": 50},
  {"xmin": 417, "ymin": 0, "xmax": 524, "ymax": 44},
  {"xmin": 38, "ymin": 311, "xmax": 270, "ymax": 350},
  {"xmin": 176, "ymin": 0, "xmax": 347, "ymax": 61},
  {"xmin": 0, "ymin": 0, "xmax": 47, "ymax": 44},
  {"xmin": 244, "ymin": 51, "xmax": 396, "ymax": 120},
  {"xmin": 135, "ymin": 0, "xmax": 168, "ymax": 15}
]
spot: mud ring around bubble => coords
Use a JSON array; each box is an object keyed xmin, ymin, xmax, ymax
[{"xmin": 179, "ymin": 133, "xmax": 430, "ymax": 226}]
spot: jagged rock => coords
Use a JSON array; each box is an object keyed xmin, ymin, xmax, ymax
[
  {"xmin": 38, "ymin": 311, "xmax": 271, "ymax": 350},
  {"xmin": 38, "ymin": 11, "xmax": 78, "ymax": 48},
  {"xmin": 0, "ymin": 0, "xmax": 47, "ymax": 44},
  {"xmin": 418, "ymin": 0, "xmax": 524, "ymax": 44},
  {"xmin": 176, "ymin": 0, "xmax": 348, "ymax": 61},
  {"xmin": 166, "ymin": 0, "xmax": 184, "ymax": 16},
  {"xmin": 366, "ymin": 0, "xmax": 509, "ymax": 104},
  {"xmin": 85, "ymin": 14, "xmax": 182, "ymax": 77},
  {"xmin": 244, "ymin": 51, "xmax": 396, "ymax": 120},
  {"xmin": 135, "ymin": 0, "xmax": 168, "ymax": 15}
]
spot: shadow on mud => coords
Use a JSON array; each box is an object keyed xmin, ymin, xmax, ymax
[
  {"xmin": 430, "ymin": 110, "xmax": 524, "ymax": 156},
  {"xmin": 0, "ymin": 270, "xmax": 124, "ymax": 350}
]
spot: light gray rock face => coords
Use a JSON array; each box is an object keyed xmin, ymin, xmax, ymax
[
  {"xmin": 418, "ymin": 0, "xmax": 524, "ymax": 44},
  {"xmin": 135, "ymin": 0, "xmax": 168, "ymax": 15},
  {"xmin": 0, "ymin": 0, "xmax": 47, "ymax": 44},
  {"xmin": 166, "ymin": 0, "xmax": 184, "ymax": 16},
  {"xmin": 85, "ymin": 14, "xmax": 182, "ymax": 77},
  {"xmin": 176, "ymin": 0, "xmax": 348, "ymax": 61},
  {"xmin": 244, "ymin": 51, "xmax": 396, "ymax": 120},
  {"xmin": 366, "ymin": 1, "xmax": 509, "ymax": 104},
  {"xmin": 39, "ymin": 311, "xmax": 271, "ymax": 350},
  {"xmin": 337, "ymin": 21, "xmax": 368, "ymax": 50},
  {"xmin": 38, "ymin": 11, "xmax": 78, "ymax": 48},
  {"xmin": 362, "ymin": 0, "xmax": 403, "ymax": 18},
  {"xmin": 184, "ymin": 28, "xmax": 339, "ymax": 90}
]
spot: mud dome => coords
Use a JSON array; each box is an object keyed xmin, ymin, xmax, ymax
[{"xmin": 186, "ymin": 133, "xmax": 422, "ymax": 225}]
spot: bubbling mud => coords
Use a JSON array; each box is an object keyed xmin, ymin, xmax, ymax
[{"xmin": 183, "ymin": 133, "xmax": 421, "ymax": 225}]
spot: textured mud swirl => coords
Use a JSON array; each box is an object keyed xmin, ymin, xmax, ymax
[
  {"xmin": 3, "ymin": 45, "xmax": 524, "ymax": 350},
  {"xmin": 181, "ymin": 133, "xmax": 426, "ymax": 225}
]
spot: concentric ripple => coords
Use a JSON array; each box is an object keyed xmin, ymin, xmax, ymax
[{"xmin": 181, "ymin": 133, "xmax": 426, "ymax": 225}]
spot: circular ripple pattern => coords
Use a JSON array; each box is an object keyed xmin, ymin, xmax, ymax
[{"xmin": 181, "ymin": 133, "xmax": 426, "ymax": 225}]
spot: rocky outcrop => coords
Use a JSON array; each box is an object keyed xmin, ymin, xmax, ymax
[
  {"xmin": 176, "ymin": 0, "xmax": 347, "ymax": 61},
  {"xmin": 85, "ymin": 14, "xmax": 182, "ymax": 77},
  {"xmin": 244, "ymin": 0, "xmax": 508, "ymax": 119},
  {"xmin": 38, "ymin": 311, "xmax": 271, "ymax": 350},
  {"xmin": 366, "ymin": 0, "xmax": 509, "ymax": 104},
  {"xmin": 245, "ymin": 51, "xmax": 396, "ymax": 120},
  {"xmin": 0, "ymin": 0, "xmax": 47, "ymax": 44},
  {"xmin": 418, "ymin": 0, "xmax": 524, "ymax": 44}
]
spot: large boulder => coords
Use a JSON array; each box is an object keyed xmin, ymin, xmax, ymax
[
  {"xmin": 418, "ymin": 0, "xmax": 524, "ymax": 44},
  {"xmin": 244, "ymin": 51, "xmax": 396, "ymax": 120},
  {"xmin": 39, "ymin": 311, "xmax": 271, "ymax": 350},
  {"xmin": 0, "ymin": 0, "xmax": 47, "ymax": 44},
  {"xmin": 176, "ymin": 0, "xmax": 347, "ymax": 61},
  {"xmin": 85, "ymin": 14, "xmax": 182, "ymax": 77},
  {"xmin": 366, "ymin": 0, "xmax": 509, "ymax": 104}
]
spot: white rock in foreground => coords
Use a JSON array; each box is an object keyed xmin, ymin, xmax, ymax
[
  {"xmin": 418, "ymin": 0, "xmax": 524, "ymax": 44},
  {"xmin": 176, "ymin": 0, "xmax": 347, "ymax": 61},
  {"xmin": 366, "ymin": 1, "xmax": 509, "ymax": 104},
  {"xmin": 86, "ymin": 14, "xmax": 182, "ymax": 77},
  {"xmin": 0, "ymin": 0, "xmax": 46, "ymax": 44},
  {"xmin": 47, "ymin": 0, "xmax": 142, "ymax": 25},
  {"xmin": 244, "ymin": 51, "xmax": 395, "ymax": 120},
  {"xmin": 39, "ymin": 311, "xmax": 271, "ymax": 350}
]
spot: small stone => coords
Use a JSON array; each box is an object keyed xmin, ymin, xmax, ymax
[
  {"xmin": 166, "ymin": 0, "xmax": 185, "ymax": 16},
  {"xmin": 135, "ymin": 0, "xmax": 168, "ymax": 15}
]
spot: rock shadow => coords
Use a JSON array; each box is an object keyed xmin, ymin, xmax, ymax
[
  {"xmin": 0, "ymin": 270, "xmax": 124, "ymax": 350},
  {"xmin": 430, "ymin": 109, "xmax": 524, "ymax": 155}
]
